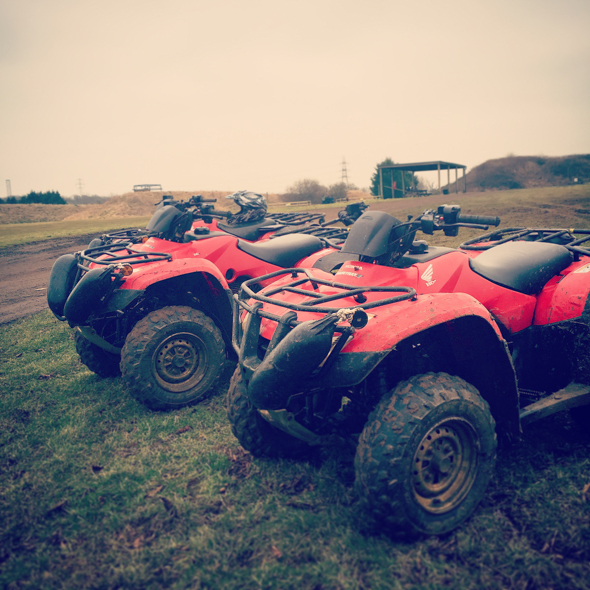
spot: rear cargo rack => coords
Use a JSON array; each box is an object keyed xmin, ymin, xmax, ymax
[
  {"xmin": 267, "ymin": 212, "xmax": 326, "ymax": 225},
  {"xmin": 460, "ymin": 227, "xmax": 590, "ymax": 257}
]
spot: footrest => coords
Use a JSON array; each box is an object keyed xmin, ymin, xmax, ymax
[{"xmin": 519, "ymin": 383, "xmax": 590, "ymax": 425}]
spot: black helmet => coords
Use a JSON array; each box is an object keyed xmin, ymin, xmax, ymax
[{"xmin": 226, "ymin": 190, "xmax": 267, "ymax": 212}]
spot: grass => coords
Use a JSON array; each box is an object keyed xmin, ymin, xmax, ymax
[
  {"xmin": 1, "ymin": 312, "xmax": 589, "ymax": 589},
  {"xmin": 2, "ymin": 185, "xmax": 590, "ymax": 588},
  {"xmin": 0, "ymin": 216, "xmax": 151, "ymax": 249}
]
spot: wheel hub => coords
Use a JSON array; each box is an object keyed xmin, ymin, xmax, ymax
[
  {"xmin": 153, "ymin": 333, "xmax": 207, "ymax": 392},
  {"xmin": 411, "ymin": 420, "xmax": 478, "ymax": 514}
]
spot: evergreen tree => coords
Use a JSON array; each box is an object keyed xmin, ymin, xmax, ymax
[
  {"xmin": 370, "ymin": 158, "xmax": 416, "ymax": 199},
  {"xmin": 22, "ymin": 190, "xmax": 66, "ymax": 204}
]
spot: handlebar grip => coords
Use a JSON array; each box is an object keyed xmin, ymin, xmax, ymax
[
  {"xmin": 457, "ymin": 214, "xmax": 500, "ymax": 227},
  {"xmin": 193, "ymin": 209, "xmax": 233, "ymax": 219}
]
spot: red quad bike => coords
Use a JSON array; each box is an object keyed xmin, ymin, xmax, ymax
[
  {"xmin": 83, "ymin": 192, "xmax": 331, "ymax": 249},
  {"xmin": 47, "ymin": 200, "xmax": 366, "ymax": 411},
  {"xmin": 228, "ymin": 205, "xmax": 590, "ymax": 536}
]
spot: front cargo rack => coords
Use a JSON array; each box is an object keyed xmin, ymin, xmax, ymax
[
  {"xmin": 96, "ymin": 228, "xmax": 150, "ymax": 245},
  {"xmin": 460, "ymin": 227, "xmax": 590, "ymax": 257},
  {"xmin": 270, "ymin": 223, "xmax": 350, "ymax": 245},
  {"xmin": 77, "ymin": 242, "xmax": 172, "ymax": 272},
  {"xmin": 233, "ymin": 267, "xmax": 417, "ymax": 350}
]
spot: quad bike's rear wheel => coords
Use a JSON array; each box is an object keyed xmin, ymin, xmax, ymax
[
  {"xmin": 355, "ymin": 372, "xmax": 497, "ymax": 536},
  {"xmin": 74, "ymin": 330, "xmax": 121, "ymax": 378},
  {"xmin": 121, "ymin": 306, "xmax": 225, "ymax": 410},
  {"xmin": 226, "ymin": 368, "xmax": 309, "ymax": 458}
]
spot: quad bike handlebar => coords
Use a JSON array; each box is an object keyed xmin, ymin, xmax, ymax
[
  {"xmin": 456, "ymin": 213, "xmax": 501, "ymax": 227},
  {"xmin": 417, "ymin": 205, "xmax": 501, "ymax": 237},
  {"xmin": 322, "ymin": 202, "xmax": 369, "ymax": 227}
]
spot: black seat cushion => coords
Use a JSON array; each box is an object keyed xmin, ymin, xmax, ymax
[
  {"xmin": 469, "ymin": 241, "xmax": 573, "ymax": 295},
  {"xmin": 217, "ymin": 218, "xmax": 278, "ymax": 241},
  {"xmin": 313, "ymin": 251, "xmax": 361, "ymax": 273},
  {"xmin": 237, "ymin": 234, "xmax": 324, "ymax": 268}
]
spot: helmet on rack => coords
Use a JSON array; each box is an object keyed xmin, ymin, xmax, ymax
[{"xmin": 225, "ymin": 191, "xmax": 268, "ymax": 225}]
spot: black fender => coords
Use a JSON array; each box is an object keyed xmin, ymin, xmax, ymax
[
  {"xmin": 47, "ymin": 254, "xmax": 79, "ymax": 320},
  {"xmin": 64, "ymin": 267, "xmax": 117, "ymax": 326}
]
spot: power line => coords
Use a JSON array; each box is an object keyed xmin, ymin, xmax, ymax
[{"xmin": 341, "ymin": 157, "xmax": 349, "ymax": 186}]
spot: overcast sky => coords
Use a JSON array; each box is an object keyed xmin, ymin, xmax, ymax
[{"xmin": 1, "ymin": 0, "xmax": 589, "ymax": 197}]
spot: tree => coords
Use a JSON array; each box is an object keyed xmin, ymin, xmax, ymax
[
  {"xmin": 282, "ymin": 179, "xmax": 327, "ymax": 204},
  {"xmin": 327, "ymin": 182, "xmax": 349, "ymax": 201},
  {"xmin": 370, "ymin": 158, "xmax": 416, "ymax": 199},
  {"xmin": 22, "ymin": 190, "xmax": 66, "ymax": 205}
]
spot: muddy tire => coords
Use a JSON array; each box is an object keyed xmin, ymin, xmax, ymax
[
  {"xmin": 74, "ymin": 330, "xmax": 121, "ymax": 378},
  {"xmin": 226, "ymin": 368, "xmax": 309, "ymax": 458},
  {"xmin": 121, "ymin": 306, "xmax": 225, "ymax": 411},
  {"xmin": 355, "ymin": 372, "xmax": 497, "ymax": 536}
]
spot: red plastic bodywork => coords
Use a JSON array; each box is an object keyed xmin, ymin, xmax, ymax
[
  {"xmin": 533, "ymin": 259, "xmax": 590, "ymax": 325},
  {"xmin": 105, "ymin": 235, "xmax": 336, "ymax": 293},
  {"xmin": 257, "ymin": 248, "xmax": 590, "ymax": 355}
]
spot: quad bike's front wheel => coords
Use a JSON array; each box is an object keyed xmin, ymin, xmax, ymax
[
  {"xmin": 121, "ymin": 306, "xmax": 225, "ymax": 411},
  {"xmin": 226, "ymin": 368, "xmax": 310, "ymax": 458},
  {"xmin": 355, "ymin": 372, "xmax": 497, "ymax": 536},
  {"xmin": 74, "ymin": 330, "xmax": 121, "ymax": 378}
]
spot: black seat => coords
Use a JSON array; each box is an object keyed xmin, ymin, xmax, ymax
[
  {"xmin": 469, "ymin": 241, "xmax": 573, "ymax": 295},
  {"xmin": 217, "ymin": 218, "xmax": 278, "ymax": 241},
  {"xmin": 237, "ymin": 234, "xmax": 324, "ymax": 267}
]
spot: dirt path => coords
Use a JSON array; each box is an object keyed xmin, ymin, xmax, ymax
[{"xmin": 0, "ymin": 234, "xmax": 98, "ymax": 325}]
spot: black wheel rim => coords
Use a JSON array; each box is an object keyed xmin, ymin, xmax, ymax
[
  {"xmin": 411, "ymin": 419, "xmax": 479, "ymax": 514},
  {"xmin": 152, "ymin": 332, "xmax": 208, "ymax": 393}
]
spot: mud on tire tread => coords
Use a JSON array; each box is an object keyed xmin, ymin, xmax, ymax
[
  {"xmin": 354, "ymin": 372, "xmax": 497, "ymax": 536},
  {"xmin": 226, "ymin": 368, "xmax": 310, "ymax": 458},
  {"xmin": 121, "ymin": 306, "xmax": 225, "ymax": 411},
  {"xmin": 74, "ymin": 330, "xmax": 121, "ymax": 378}
]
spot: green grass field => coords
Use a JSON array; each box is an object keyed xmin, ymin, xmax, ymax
[
  {"xmin": 0, "ymin": 217, "xmax": 152, "ymax": 249},
  {"xmin": 1, "ymin": 186, "xmax": 590, "ymax": 589},
  {"xmin": 1, "ymin": 313, "xmax": 589, "ymax": 589}
]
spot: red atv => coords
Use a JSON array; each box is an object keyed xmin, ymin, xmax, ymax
[
  {"xmin": 228, "ymin": 204, "xmax": 590, "ymax": 536},
  {"xmin": 47, "ymin": 200, "xmax": 364, "ymax": 411},
  {"xmin": 84, "ymin": 192, "xmax": 330, "ymax": 249}
]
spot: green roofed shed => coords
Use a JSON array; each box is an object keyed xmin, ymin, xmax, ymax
[{"xmin": 378, "ymin": 161, "xmax": 466, "ymax": 198}]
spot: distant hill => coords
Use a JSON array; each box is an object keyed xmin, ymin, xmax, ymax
[{"xmin": 458, "ymin": 154, "xmax": 590, "ymax": 192}]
